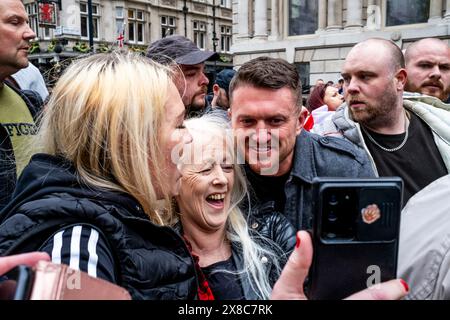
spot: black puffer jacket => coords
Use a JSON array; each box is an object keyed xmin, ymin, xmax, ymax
[{"xmin": 0, "ymin": 153, "xmax": 198, "ymax": 300}]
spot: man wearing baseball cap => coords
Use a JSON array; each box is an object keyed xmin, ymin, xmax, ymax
[
  {"xmin": 146, "ymin": 35, "xmax": 219, "ymax": 118},
  {"xmin": 211, "ymin": 69, "xmax": 236, "ymax": 111}
]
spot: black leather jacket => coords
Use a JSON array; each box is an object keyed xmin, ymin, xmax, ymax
[{"xmin": 238, "ymin": 202, "xmax": 296, "ymax": 299}]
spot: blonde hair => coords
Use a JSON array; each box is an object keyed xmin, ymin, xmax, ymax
[
  {"xmin": 178, "ymin": 114, "xmax": 284, "ymax": 299},
  {"xmin": 35, "ymin": 52, "xmax": 174, "ymax": 225}
]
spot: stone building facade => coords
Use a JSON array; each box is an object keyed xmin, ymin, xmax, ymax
[
  {"xmin": 23, "ymin": 0, "xmax": 233, "ymax": 66},
  {"xmin": 231, "ymin": 0, "xmax": 450, "ymax": 91}
]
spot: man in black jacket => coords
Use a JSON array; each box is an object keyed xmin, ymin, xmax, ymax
[{"xmin": 0, "ymin": 0, "xmax": 39, "ymax": 211}]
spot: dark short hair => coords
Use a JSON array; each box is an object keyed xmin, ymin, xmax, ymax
[{"xmin": 229, "ymin": 56, "xmax": 302, "ymax": 108}]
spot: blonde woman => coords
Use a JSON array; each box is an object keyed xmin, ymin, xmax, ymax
[
  {"xmin": 174, "ymin": 115, "xmax": 295, "ymax": 300},
  {"xmin": 0, "ymin": 52, "xmax": 195, "ymax": 299}
]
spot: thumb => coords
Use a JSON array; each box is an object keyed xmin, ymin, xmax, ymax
[
  {"xmin": 271, "ymin": 231, "xmax": 313, "ymax": 300},
  {"xmin": 0, "ymin": 252, "xmax": 50, "ymax": 275}
]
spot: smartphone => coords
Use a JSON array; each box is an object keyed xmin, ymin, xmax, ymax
[
  {"xmin": 307, "ymin": 177, "xmax": 403, "ymax": 300},
  {"xmin": 1, "ymin": 261, "xmax": 131, "ymax": 300},
  {"xmin": 0, "ymin": 265, "xmax": 34, "ymax": 300}
]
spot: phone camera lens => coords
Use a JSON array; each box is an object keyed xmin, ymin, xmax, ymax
[
  {"xmin": 326, "ymin": 233, "xmax": 337, "ymax": 239},
  {"xmin": 328, "ymin": 211, "xmax": 338, "ymax": 223},
  {"xmin": 329, "ymin": 194, "xmax": 338, "ymax": 206}
]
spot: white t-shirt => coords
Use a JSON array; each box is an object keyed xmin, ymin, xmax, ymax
[{"xmin": 11, "ymin": 63, "xmax": 49, "ymax": 101}]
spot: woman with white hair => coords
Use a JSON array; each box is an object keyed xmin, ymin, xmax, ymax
[{"xmin": 174, "ymin": 115, "xmax": 295, "ymax": 300}]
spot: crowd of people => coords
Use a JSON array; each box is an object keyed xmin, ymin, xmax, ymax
[{"xmin": 1, "ymin": 0, "xmax": 450, "ymax": 301}]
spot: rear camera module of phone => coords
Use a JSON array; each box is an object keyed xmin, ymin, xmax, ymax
[
  {"xmin": 326, "ymin": 232, "xmax": 337, "ymax": 239},
  {"xmin": 328, "ymin": 212, "xmax": 338, "ymax": 223},
  {"xmin": 329, "ymin": 194, "xmax": 338, "ymax": 206}
]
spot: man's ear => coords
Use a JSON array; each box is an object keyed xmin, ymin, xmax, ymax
[
  {"xmin": 296, "ymin": 106, "xmax": 309, "ymax": 135},
  {"xmin": 395, "ymin": 69, "xmax": 408, "ymax": 91},
  {"xmin": 213, "ymin": 84, "xmax": 220, "ymax": 96}
]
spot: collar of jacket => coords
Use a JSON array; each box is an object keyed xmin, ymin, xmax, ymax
[
  {"xmin": 172, "ymin": 220, "xmax": 260, "ymax": 299},
  {"xmin": 290, "ymin": 129, "xmax": 365, "ymax": 184},
  {"xmin": 331, "ymin": 103, "xmax": 365, "ymax": 148},
  {"xmin": 403, "ymin": 98, "xmax": 450, "ymax": 140},
  {"xmin": 334, "ymin": 97, "xmax": 450, "ymax": 147}
]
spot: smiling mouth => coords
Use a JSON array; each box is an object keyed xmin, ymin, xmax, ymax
[
  {"xmin": 250, "ymin": 146, "xmax": 272, "ymax": 153},
  {"xmin": 206, "ymin": 193, "xmax": 226, "ymax": 209}
]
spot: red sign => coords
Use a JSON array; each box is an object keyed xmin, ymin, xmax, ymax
[
  {"xmin": 117, "ymin": 33, "xmax": 124, "ymax": 48},
  {"xmin": 38, "ymin": 3, "xmax": 57, "ymax": 28}
]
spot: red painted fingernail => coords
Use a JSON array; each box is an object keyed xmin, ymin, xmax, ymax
[
  {"xmin": 296, "ymin": 234, "xmax": 301, "ymax": 249},
  {"xmin": 400, "ymin": 279, "xmax": 409, "ymax": 292}
]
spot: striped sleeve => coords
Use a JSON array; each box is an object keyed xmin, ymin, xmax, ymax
[{"xmin": 40, "ymin": 225, "xmax": 117, "ymax": 283}]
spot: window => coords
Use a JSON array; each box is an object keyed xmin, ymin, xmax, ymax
[
  {"xmin": 220, "ymin": 25, "xmax": 232, "ymax": 52},
  {"xmin": 25, "ymin": 3, "xmax": 38, "ymax": 37},
  {"xmin": 289, "ymin": 0, "xmax": 318, "ymax": 36},
  {"xmin": 193, "ymin": 21, "xmax": 206, "ymax": 49},
  {"xmin": 25, "ymin": 3, "xmax": 52, "ymax": 40},
  {"xmin": 220, "ymin": 0, "xmax": 231, "ymax": 8},
  {"xmin": 161, "ymin": 15, "xmax": 176, "ymax": 38},
  {"xmin": 116, "ymin": 7, "xmax": 125, "ymax": 41},
  {"xmin": 80, "ymin": 2, "xmax": 100, "ymax": 40},
  {"xmin": 127, "ymin": 9, "xmax": 145, "ymax": 43},
  {"xmin": 116, "ymin": 7, "xmax": 124, "ymax": 18},
  {"xmin": 386, "ymin": 0, "xmax": 430, "ymax": 26},
  {"xmin": 295, "ymin": 62, "xmax": 311, "ymax": 94}
]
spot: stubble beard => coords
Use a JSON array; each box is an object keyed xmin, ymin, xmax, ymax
[{"xmin": 349, "ymin": 86, "xmax": 400, "ymax": 130}]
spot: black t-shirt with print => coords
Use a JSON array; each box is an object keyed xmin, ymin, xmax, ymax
[{"xmin": 362, "ymin": 112, "xmax": 448, "ymax": 206}]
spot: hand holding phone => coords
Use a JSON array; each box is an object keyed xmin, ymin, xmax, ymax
[
  {"xmin": 271, "ymin": 231, "xmax": 409, "ymax": 300},
  {"xmin": 0, "ymin": 260, "xmax": 131, "ymax": 300},
  {"xmin": 0, "ymin": 252, "xmax": 49, "ymax": 300}
]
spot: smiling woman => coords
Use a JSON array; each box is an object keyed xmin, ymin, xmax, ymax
[{"xmin": 174, "ymin": 114, "xmax": 297, "ymax": 300}]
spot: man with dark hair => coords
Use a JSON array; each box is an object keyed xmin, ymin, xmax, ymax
[
  {"xmin": 0, "ymin": 0, "xmax": 41, "ymax": 211},
  {"xmin": 228, "ymin": 56, "xmax": 375, "ymax": 230},
  {"xmin": 146, "ymin": 35, "xmax": 219, "ymax": 118},
  {"xmin": 317, "ymin": 38, "xmax": 450, "ymax": 205},
  {"xmin": 405, "ymin": 38, "xmax": 450, "ymax": 102}
]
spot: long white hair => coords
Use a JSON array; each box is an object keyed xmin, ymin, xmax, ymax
[{"xmin": 177, "ymin": 114, "xmax": 285, "ymax": 299}]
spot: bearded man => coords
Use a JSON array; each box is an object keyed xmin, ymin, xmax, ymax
[{"xmin": 316, "ymin": 38, "xmax": 450, "ymax": 205}]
